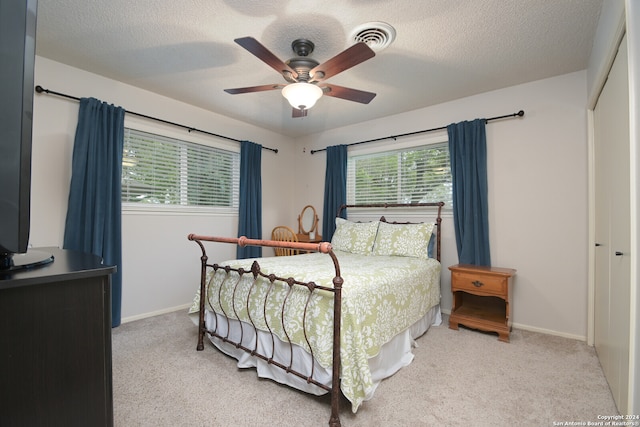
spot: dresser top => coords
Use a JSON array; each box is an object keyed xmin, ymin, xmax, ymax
[{"xmin": 0, "ymin": 247, "xmax": 116, "ymax": 289}]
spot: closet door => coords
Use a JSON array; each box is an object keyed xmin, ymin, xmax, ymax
[{"xmin": 593, "ymin": 34, "xmax": 630, "ymax": 413}]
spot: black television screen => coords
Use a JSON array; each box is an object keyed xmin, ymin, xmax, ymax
[{"xmin": 0, "ymin": 0, "xmax": 52, "ymax": 271}]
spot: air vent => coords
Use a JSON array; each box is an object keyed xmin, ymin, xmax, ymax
[{"xmin": 350, "ymin": 22, "xmax": 396, "ymax": 51}]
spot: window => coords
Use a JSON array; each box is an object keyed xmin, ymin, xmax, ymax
[
  {"xmin": 121, "ymin": 128, "xmax": 240, "ymax": 210},
  {"xmin": 347, "ymin": 142, "xmax": 452, "ymax": 206}
]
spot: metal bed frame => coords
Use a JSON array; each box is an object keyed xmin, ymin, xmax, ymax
[{"xmin": 188, "ymin": 202, "xmax": 444, "ymax": 426}]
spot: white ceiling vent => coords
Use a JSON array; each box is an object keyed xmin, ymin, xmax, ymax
[{"xmin": 350, "ymin": 22, "xmax": 396, "ymax": 51}]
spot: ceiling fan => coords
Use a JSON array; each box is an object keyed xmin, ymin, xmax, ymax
[{"xmin": 224, "ymin": 37, "xmax": 377, "ymax": 118}]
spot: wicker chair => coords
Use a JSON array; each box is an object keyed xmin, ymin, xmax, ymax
[{"xmin": 271, "ymin": 226, "xmax": 299, "ymax": 256}]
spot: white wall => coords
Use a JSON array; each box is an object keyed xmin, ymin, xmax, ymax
[
  {"xmin": 31, "ymin": 57, "xmax": 296, "ymax": 321},
  {"xmin": 31, "ymin": 57, "xmax": 591, "ymax": 338},
  {"xmin": 294, "ymin": 71, "xmax": 589, "ymax": 340}
]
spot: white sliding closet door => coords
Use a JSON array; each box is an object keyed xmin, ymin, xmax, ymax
[{"xmin": 593, "ymin": 34, "xmax": 631, "ymax": 413}]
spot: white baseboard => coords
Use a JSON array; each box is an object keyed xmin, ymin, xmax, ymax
[
  {"xmin": 123, "ymin": 305, "xmax": 588, "ymax": 343},
  {"xmin": 121, "ymin": 303, "xmax": 191, "ymax": 324},
  {"xmin": 439, "ymin": 308, "xmax": 587, "ymax": 343},
  {"xmin": 511, "ymin": 322, "xmax": 586, "ymax": 342}
]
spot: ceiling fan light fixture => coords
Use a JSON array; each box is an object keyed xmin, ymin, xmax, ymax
[{"xmin": 282, "ymin": 82, "xmax": 323, "ymax": 110}]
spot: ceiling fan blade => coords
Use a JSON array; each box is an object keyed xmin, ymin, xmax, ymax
[
  {"xmin": 321, "ymin": 84, "xmax": 376, "ymax": 104},
  {"xmin": 292, "ymin": 108, "xmax": 308, "ymax": 118},
  {"xmin": 309, "ymin": 43, "xmax": 375, "ymax": 82},
  {"xmin": 234, "ymin": 37, "xmax": 298, "ymax": 79},
  {"xmin": 224, "ymin": 84, "xmax": 284, "ymax": 94}
]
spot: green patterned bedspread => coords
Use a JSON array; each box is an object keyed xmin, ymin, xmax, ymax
[{"xmin": 188, "ymin": 250, "xmax": 441, "ymax": 412}]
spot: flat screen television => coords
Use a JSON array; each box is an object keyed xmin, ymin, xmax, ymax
[{"xmin": 0, "ymin": 0, "xmax": 53, "ymax": 271}]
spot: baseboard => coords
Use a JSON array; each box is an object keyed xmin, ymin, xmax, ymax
[
  {"xmin": 121, "ymin": 303, "xmax": 191, "ymax": 324},
  {"xmin": 125, "ymin": 305, "xmax": 588, "ymax": 342},
  {"xmin": 511, "ymin": 322, "xmax": 586, "ymax": 342},
  {"xmin": 440, "ymin": 308, "xmax": 587, "ymax": 343}
]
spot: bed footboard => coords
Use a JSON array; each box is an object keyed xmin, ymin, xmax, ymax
[{"xmin": 187, "ymin": 234, "xmax": 344, "ymax": 427}]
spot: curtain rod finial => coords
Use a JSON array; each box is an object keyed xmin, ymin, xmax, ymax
[{"xmin": 517, "ymin": 110, "xmax": 524, "ymax": 117}]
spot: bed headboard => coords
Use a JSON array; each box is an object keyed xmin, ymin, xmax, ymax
[{"xmin": 335, "ymin": 202, "xmax": 444, "ymax": 262}]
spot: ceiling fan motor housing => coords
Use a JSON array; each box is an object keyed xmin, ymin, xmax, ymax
[
  {"xmin": 284, "ymin": 39, "xmax": 319, "ymax": 82},
  {"xmin": 284, "ymin": 58, "xmax": 319, "ymax": 82}
]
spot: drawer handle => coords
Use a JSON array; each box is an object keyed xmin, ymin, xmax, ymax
[{"xmin": 472, "ymin": 280, "xmax": 484, "ymax": 287}]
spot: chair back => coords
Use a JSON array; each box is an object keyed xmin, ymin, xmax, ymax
[{"xmin": 271, "ymin": 226, "xmax": 299, "ymax": 256}]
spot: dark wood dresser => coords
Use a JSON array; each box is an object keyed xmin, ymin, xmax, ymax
[{"xmin": 0, "ymin": 247, "xmax": 115, "ymax": 427}]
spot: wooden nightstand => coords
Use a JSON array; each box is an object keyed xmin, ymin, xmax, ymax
[{"xmin": 448, "ymin": 264, "xmax": 516, "ymax": 342}]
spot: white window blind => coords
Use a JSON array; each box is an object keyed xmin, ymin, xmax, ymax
[
  {"xmin": 347, "ymin": 142, "xmax": 452, "ymax": 206},
  {"xmin": 121, "ymin": 128, "xmax": 240, "ymax": 209}
]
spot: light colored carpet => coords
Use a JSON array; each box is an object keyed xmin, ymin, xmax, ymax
[{"xmin": 112, "ymin": 310, "xmax": 618, "ymax": 427}]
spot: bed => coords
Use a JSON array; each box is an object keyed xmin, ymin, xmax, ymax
[{"xmin": 188, "ymin": 202, "xmax": 444, "ymax": 427}]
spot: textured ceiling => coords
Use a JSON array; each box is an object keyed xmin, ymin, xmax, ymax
[{"xmin": 35, "ymin": 0, "xmax": 603, "ymax": 138}]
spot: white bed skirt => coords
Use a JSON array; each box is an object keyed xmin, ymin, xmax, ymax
[{"xmin": 193, "ymin": 304, "xmax": 441, "ymax": 409}]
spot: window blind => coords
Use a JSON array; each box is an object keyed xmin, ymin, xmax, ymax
[
  {"xmin": 121, "ymin": 128, "xmax": 240, "ymax": 208},
  {"xmin": 347, "ymin": 142, "xmax": 452, "ymax": 206}
]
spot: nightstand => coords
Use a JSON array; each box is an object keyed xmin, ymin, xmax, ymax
[{"xmin": 448, "ymin": 264, "xmax": 516, "ymax": 342}]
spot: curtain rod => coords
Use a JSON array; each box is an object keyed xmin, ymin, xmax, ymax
[
  {"xmin": 35, "ymin": 85, "xmax": 279, "ymax": 154},
  {"xmin": 309, "ymin": 110, "xmax": 525, "ymax": 154}
]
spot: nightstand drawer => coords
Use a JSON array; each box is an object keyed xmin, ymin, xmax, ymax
[{"xmin": 451, "ymin": 271, "xmax": 507, "ymax": 295}]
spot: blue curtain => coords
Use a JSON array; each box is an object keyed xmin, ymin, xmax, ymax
[
  {"xmin": 63, "ymin": 97, "xmax": 125, "ymax": 327},
  {"xmin": 322, "ymin": 144, "xmax": 347, "ymax": 242},
  {"xmin": 237, "ymin": 140, "xmax": 262, "ymax": 259},
  {"xmin": 447, "ymin": 119, "xmax": 491, "ymax": 266}
]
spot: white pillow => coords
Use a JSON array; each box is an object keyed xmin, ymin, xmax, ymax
[{"xmin": 330, "ymin": 218, "xmax": 379, "ymax": 255}]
